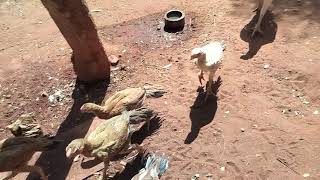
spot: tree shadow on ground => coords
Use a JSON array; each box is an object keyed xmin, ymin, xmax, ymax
[
  {"xmin": 27, "ymin": 79, "xmax": 109, "ymax": 180},
  {"xmin": 240, "ymin": 10, "xmax": 277, "ymax": 60},
  {"xmin": 184, "ymin": 77, "xmax": 222, "ymax": 144}
]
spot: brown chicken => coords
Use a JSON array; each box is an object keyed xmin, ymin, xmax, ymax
[
  {"xmin": 0, "ymin": 136, "xmax": 61, "ymax": 180},
  {"xmin": 6, "ymin": 113, "xmax": 43, "ymax": 138},
  {"xmin": 65, "ymin": 108, "xmax": 155, "ymax": 180},
  {"xmin": 80, "ymin": 85, "xmax": 165, "ymax": 119}
]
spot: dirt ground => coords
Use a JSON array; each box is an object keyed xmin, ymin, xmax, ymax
[{"xmin": 0, "ymin": 0, "xmax": 320, "ymax": 179}]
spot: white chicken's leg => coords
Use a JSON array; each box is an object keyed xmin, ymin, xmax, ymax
[
  {"xmin": 252, "ymin": 0, "xmax": 272, "ymax": 37},
  {"xmin": 253, "ymin": 0, "xmax": 263, "ymax": 12},
  {"xmin": 205, "ymin": 71, "xmax": 215, "ymax": 102},
  {"xmin": 198, "ymin": 70, "xmax": 205, "ymax": 86}
]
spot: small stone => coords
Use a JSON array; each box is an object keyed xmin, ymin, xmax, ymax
[
  {"xmin": 191, "ymin": 174, "xmax": 200, "ymax": 180},
  {"xmin": 48, "ymin": 90, "xmax": 64, "ymax": 104},
  {"xmin": 303, "ymin": 173, "xmax": 310, "ymax": 177},
  {"xmin": 156, "ymin": 26, "xmax": 161, "ymax": 30},
  {"xmin": 164, "ymin": 101, "xmax": 168, "ymax": 105},
  {"xmin": 41, "ymin": 92, "xmax": 48, "ymax": 97},
  {"xmin": 263, "ymin": 64, "xmax": 270, "ymax": 69},
  {"xmin": 303, "ymin": 100, "xmax": 310, "ymax": 104},
  {"xmin": 225, "ymin": 111, "xmax": 230, "ymax": 114},
  {"xmin": 163, "ymin": 64, "xmax": 172, "ymax": 70},
  {"xmin": 109, "ymin": 55, "xmax": 119, "ymax": 66},
  {"xmin": 241, "ymin": 128, "xmax": 245, "ymax": 132},
  {"xmin": 313, "ymin": 110, "xmax": 319, "ymax": 115},
  {"xmin": 3, "ymin": 94, "xmax": 11, "ymax": 99},
  {"xmin": 206, "ymin": 173, "xmax": 213, "ymax": 180},
  {"xmin": 220, "ymin": 166, "xmax": 225, "ymax": 171}
]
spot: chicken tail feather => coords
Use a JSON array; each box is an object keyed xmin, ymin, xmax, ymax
[
  {"xmin": 128, "ymin": 107, "xmax": 156, "ymax": 124},
  {"xmin": 146, "ymin": 153, "xmax": 169, "ymax": 178},
  {"xmin": 143, "ymin": 84, "xmax": 166, "ymax": 98}
]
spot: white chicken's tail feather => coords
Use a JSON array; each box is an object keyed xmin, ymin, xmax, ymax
[
  {"xmin": 145, "ymin": 153, "xmax": 169, "ymax": 177},
  {"xmin": 201, "ymin": 40, "xmax": 226, "ymax": 66},
  {"xmin": 131, "ymin": 153, "xmax": 169, "ymax": 180}
]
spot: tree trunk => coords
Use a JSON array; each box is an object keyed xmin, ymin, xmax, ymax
[{"xmin": 41, "ymin": 0, "xmax": 110, "ymax": 82}]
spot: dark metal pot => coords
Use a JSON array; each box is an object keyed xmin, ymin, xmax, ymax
[{"xmin": 164, "ymin": 10, "xmax": 185, "ymax": 32}]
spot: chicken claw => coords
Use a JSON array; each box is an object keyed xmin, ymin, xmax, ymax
[{"xmin": 251, "ymin": 25, "xmax": 264, "ymax": 37}]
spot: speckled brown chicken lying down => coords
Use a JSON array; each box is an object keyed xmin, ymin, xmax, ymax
[
  {"xmin": 6, "ymin": 113, "xmax": 43, "ymax": 138},
  {"xmin": 0, "ymin": 136, "xmax": 61, "ymax": 180},
  {"xmin": 65, "ymin": 107, "xmax": 155, "ymax": 180},
  {"xmin": 80, "ymin": 84, "xmax": 165, "ymax": 119}
]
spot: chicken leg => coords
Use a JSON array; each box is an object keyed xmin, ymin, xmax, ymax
[
  {"xmin": 100, "ymin": 159, "xmax": 110, "ymax": 180},
  {"xmin": 204, "ymin": 71, "xmax": 215, "ymax": 102},
  {"xmin": 251, "ymin": 0, "xmax": 273, "ymax": 37},
  {"xmin": 198, "ymin": 70, "xmax": 205, "ymax": 86},
  {"xmin": 253, "ymin": 0, "xmax": 263, "ymax": 12}
]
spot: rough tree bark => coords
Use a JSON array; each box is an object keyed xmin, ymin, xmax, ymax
[{"xmin": 41, "ymin": 0, "xmax": 110, "ymax": 82}]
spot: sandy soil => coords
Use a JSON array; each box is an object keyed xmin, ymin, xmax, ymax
[{"xmin": 0, "ymin": 0, "xmax": 319, "ymax": 179}]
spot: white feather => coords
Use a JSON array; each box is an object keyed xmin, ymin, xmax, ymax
[{"xmin": 192, "ymin": 41, "xmax": 225, "ymax": 72}]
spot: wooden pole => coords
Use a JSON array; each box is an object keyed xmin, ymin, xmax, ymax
[{"xmin": 41, "ymin": 0, "xmax": 110, "ymax": 82}]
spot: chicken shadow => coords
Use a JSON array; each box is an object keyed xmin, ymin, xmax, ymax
[
  {"xmin": 27, "ymin": 79, "xmax": 109, "ymax": 180},
  {"xmin": 240, "ymin": 10, "xmax": 277, "ymax": 60},
  {"xmin": 80, "ymin": 117, "xmax": 163, "ymax": 179},
  {"xmin": 184, "ymin": 77, "xmax": 222, "ymax": 144}
]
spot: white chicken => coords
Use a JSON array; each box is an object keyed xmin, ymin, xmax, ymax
[
  {"xmin": 191, "ymin": 41, "xmax": 226, "ymax": 102},
  {"xmin": 251, "ymin": 0, "xmax": 273, "ymax": 37}
]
